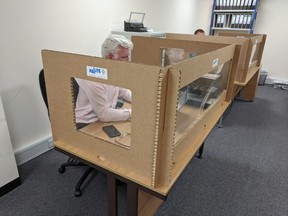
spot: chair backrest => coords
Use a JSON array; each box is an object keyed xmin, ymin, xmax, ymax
[
  {"xmin": 39, "ymin": 69, "xmax": 49, "ymax": 116},
  {"xmin": 39, "ymin": 69, "xmax": 79, "ymax": 117}
]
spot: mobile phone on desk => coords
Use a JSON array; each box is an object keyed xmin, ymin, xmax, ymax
[{"xmin": 102, "ymin": 125, "xmax": 121, "ymax": 138}]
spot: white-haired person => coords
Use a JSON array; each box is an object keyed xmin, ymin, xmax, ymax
[{"xmin": 75, "ymin": 34, "xmax": 133, "ymax": 129}]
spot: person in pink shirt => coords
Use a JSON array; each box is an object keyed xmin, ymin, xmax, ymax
[{"xmin": 75, "ymin": 34, "xmax": 133, "ymax": 128}]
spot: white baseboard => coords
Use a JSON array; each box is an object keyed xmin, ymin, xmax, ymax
[
  {"xmin": 14, "ymin": 135, "xmax": 53, "ymax": 166},
  {"xmin": 265, "ymin": 77, "xmax": 288, "ymax": 85}
]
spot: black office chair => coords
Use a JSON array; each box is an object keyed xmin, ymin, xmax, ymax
[{"xmin": 38, "ymin": 69, "xmax": 94, "ymax": 197}]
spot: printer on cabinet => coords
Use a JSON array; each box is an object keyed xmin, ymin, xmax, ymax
[{"xmin": 124, "ymin": 12, "xmax": 148, "ymax": 32}]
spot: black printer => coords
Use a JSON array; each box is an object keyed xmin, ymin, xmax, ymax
[{"xmin": 124, "ymin": 12, "xmax": 148, "ymax": 32}]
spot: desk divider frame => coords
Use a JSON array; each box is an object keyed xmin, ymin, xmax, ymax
[
  {"xmin": 165, "ymin": 32, "xmax": 267, "ymax": 101},
  {"xmin": 42, "ymin": 37, "xmax": 236, "ymax": 214}
]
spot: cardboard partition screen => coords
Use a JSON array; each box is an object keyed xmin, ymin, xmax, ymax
[
  {"xmin": 132, "ymin": 36, "xmax": 236, "ymax": 190},
  {"xmin": 166, "ymin": 33, "xmax": 267, "ymax": 85},
  {"xmin": 42, "ymin": 50, "xmax": 169, "ymax": 191},
  {"xmin": 130, "ymin": 36, "xmax": 235, "ymax": 189},
  {"xmin": 131, "ymin": 36, "xmax": 228, "ymax": 66},
  {"xmin": 42, "ymin": 39, "xmax": 235, "ymax": 195},
  {"xmin": 218, "ymin": 32, "xmax": 266, "ymax": 84}
]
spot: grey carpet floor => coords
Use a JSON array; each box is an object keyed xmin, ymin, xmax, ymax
[{"xmin": 1, "ymin": 85, "xmax": 287, "ymax": 216}]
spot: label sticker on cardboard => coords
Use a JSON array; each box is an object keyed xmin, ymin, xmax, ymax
[
  {"xmin": 86, "ymin": 66, "xmax": 108, "ymax": 80},
  {"xmin": 212, "ymin": 58, "xmax": 219, "ymax": 68}
]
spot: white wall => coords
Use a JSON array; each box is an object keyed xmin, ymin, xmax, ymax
[
  {"xmin": 253, "ymin": 0, "xmax": 288, "ymax": 82},
  {"xmin": 0, "ymin": 0, "xmax": 287, "ymax": 164},
  {"xmin": 193, "ymin": 0, "xmax": 288, "ymax": 83},
  {"xmin": 0, "ymin": 0, "xmax": 197, "ymax": 163}
]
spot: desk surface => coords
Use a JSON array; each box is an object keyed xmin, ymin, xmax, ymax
[
  {"xmin": 79, "ymin": 103, "xmax": 132, "ymax": 149},
  {"xmin": 79, "ymin": 100, "xmax": 203, "ymax": 149},
  {"xmin": 79, "ymin": 121, "xmax": 131, "ymax": 149},
  {"xmin": 79, "ymin": 99, "xmax": 211, "ymax": 150}
]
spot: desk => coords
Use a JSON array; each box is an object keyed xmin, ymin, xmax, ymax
[
  {"xmin": 67, "ymin": 101, "xmax": 209, "ymax": 215},
  {"xmin": 69, "ymin": 104, "xmax": 166, "ymax": 215},
  {"xmin": 55, "ymin": 145, "xmax": 166, "ymax": 216},
  {"xmin": 53, "ymin": 92, "xmax": 228, "ymax": 215},
  {"xmin": 56, "ymin": 127, "xmax": 205, "ymax": 215}
]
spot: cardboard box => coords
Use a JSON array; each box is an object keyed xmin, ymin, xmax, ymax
[
  {"xmin": 165, "ymin": 33, "xmax": 267, "ymax": 100},
  {"xmin": 41, "ymin": 37, "xmax": 236, "ymax": 196}
]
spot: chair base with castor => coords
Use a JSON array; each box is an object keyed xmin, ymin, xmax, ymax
[
  {"xmin": 58, "ymin": 157, "xmax": 86, "ymax": 174},
  {"xmin": 57, "ymin": 157, "xmax": 96, "ymax": 197},
  {"xmin": 74, "ymin": 167, "xmax": 95, "ymax": 197}
]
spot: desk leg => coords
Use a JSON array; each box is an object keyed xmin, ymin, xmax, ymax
[
  {"xmin": 127, "ymin": 183, "xmax": 138, "ymax": 216},
  {"xmin": 197, "ymin": 142, "xmax": 205, "ymax": 159},
  {"xmin": 107, "ymin": 174, "xmax": 118, "ymax": 216},
  {"xmin": 217, "ymin": 115, "xmax": 224, "ymax": 128}
]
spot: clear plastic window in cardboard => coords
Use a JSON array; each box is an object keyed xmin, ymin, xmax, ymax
[
  {"xmin": 161, "ymin": 48, "xmax": 197, "ymax": 66},
  {"xmin": 175, "ymin": 62, "xmax": 231, "ymax": 144},
  {"xmin": 71, "ymin": 77, "xmax": 132, "ymax": 149},
  {"xmin": 249, "ymin": 43, "xmax": 260, "ymax": 66}
]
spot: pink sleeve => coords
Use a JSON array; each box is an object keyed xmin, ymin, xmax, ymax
[
  {"xmin": 119, "ymin": 88, "xmax": 132, "ymax": 103},
  {"xmin": 79, "ymin": 80, "xmax": 131, "ymax": 122}
]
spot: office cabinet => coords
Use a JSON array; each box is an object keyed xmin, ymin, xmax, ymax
[{"xmin": 0, "ymin": 96, "xmax": 21, "ymax": 197}]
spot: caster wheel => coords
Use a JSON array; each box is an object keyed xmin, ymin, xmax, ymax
[
  {"xmin": 117, "ymin": 180, "xmax": 126, "ymax": 187},
  {"xmin": 58, "ymin": 167, "xmax": 65, "ymax": 173},
  {"xmin": 197, "ymin": 155, "xmax": 203, "ymax": 159},
  {"xmin": 74, "ymin": 190, "xmax": 82, "ymax": 197}
]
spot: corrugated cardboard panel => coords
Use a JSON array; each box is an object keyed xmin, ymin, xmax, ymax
[
  {"xmin": 165, "ymin": 33, "xmax": 250, "ymax": 85},
  {"xmin": 156, "ymin": 45, "xmax": 236, "ymax": 188},
  {"xmin": 131, "ymin": 36, "xmax": 228, "ymax": 67},
  {"xmin": 42, "ymin": 50, "xmax": 168, "ymax": 188},
  {"xmin": 154, "ymin": 67, "xmax": 181, "ymax": 188},
  {"xmin": 166, "ymin": 33, "xmax": 248, "ymax": 45},
  {"xmin": 218, "ymin": 32, "xmax": 266, "ymax": 84},
  {"xmin": 172, "ymin": 45, "xmax": 235, "ymax": 89},
  {"xmin": 172, "ymin": 93, "xmax": 230, "ymax": 185},
  {"xmin": 142, "ymin": 49, "xmax": 235, "ymax": 188}
]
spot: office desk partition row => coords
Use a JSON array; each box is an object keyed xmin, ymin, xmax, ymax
[{"xmin": 42, "ymin": 36, "xmax": 238, "ymax": 215}]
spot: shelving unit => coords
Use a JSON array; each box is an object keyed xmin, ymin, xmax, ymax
[{"xmin": 210, "ymin": 0, "xmax": 259, "ymax": 35}]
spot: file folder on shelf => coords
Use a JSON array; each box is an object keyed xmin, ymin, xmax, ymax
[{"xmin": 210, "ymin": 0, "xmax": 259, "ymax": 35}]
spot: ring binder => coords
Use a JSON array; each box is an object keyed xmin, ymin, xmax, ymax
[{"xmin": 210, "ymin": 0, "xmax": 259, "ymax": 35}]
